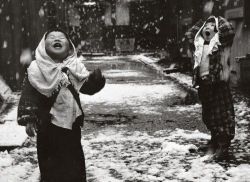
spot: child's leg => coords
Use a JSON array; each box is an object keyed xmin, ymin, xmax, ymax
[
  {"xmin": 37, "ymin": 121, "xmax": 86, "ymax": 182},
  {"xmin": 36, "ymin": 120, "xmax": 51, "ymax": 181},
  {"xmin": 47, "ymin": 123, "xmax": 86, "ymax": 182},
  {"xmin": 213, "ymin": 132, "xmax": 231, "ymax": 159},
  {"xmin": 205, "ymin": 131, "xmax": 218, "ymax": 154}
]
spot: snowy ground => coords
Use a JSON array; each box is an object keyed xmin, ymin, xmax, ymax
[
  {"xmin": 1, "ymin": 55, "xmax": 250, "ymax": 181},
  {"xmin": 84, "ymin": 124, "xmax": 250, "ymax": 182},
  {"xmin": 1, "ymin": 101, "xmax": 250, "ymax": 182}
]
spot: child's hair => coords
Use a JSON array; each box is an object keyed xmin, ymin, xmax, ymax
[
  {"xmin": 45, "ymin": 28, "xmax": 74, "ymax": 49},
  {"xmin": 205, "ymin": 17, "xmax": 218, "ymax": 32},
  {"xmin": 45, "ymin": 28, "xmax": 70, "ymax": 39}
]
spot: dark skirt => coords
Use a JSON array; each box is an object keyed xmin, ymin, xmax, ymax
[
  {"xmin": 37, "ymin": 119, "xmax": 86, "ymax": 182},
  {"xmin": 198, "ymin": 81, "xmax": 235, "ymax": 143}
]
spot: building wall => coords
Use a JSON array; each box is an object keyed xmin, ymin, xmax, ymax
[
  {"xmin": 224, "ymin": 0, "xmax": 250, "ymax": 86},
  {"xmin": 229, "ymin": 20, "xmax": 250, "ymax": 86}
]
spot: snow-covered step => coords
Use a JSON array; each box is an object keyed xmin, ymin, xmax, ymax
[
  {"xmin": 0, "ymin": 106, "xmax": 27, "ymax": 148},
  {"xmin": 0, "ymin": 75, "xmax": 12, "ymax": 101}
]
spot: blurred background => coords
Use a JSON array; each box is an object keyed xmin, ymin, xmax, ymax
[{"xmin": 0, "ymin": 0, "xmax": 249, "ymax": 91}]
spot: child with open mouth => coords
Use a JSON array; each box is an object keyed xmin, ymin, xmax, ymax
[
  {"xmin": 17, "ymin": 28, "xmax": 105, "ymax": 182},
  {"xmin": 186, "ymin": 16, "xmax": 235, "ymax": 160}
]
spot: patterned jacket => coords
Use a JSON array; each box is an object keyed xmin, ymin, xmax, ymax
[{"xmin": 185, "ymin": 16, "xmax": 235, "ymax": 87}]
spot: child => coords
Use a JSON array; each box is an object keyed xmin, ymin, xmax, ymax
[
  {"xmin": 17, "ymin": 28, "xmax": 105, "ymax": 182},
  {"xmin": 186, "ymin": 16, "xmax": 235, "ymax": 159}
]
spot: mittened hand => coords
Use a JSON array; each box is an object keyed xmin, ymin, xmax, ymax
[
  {"xmin": 88, "ymin": 68, "xmax": 103, "ymax": 82},
  {"xmin": 80, "ymin": 68, "xmax": 106, "ymax": 95}
]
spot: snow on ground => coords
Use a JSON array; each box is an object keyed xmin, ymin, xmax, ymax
[
  {"xmin": 83, "ymin": 125, "xmax": 250, "ymax": 182},
  {"xmin": 81, "ymin": 83, "xmax": 180, "ymax": 105},
  {"xmin": 80, "ymin": 83, "xmax": 186, "ymax": 115},
  {"xmin": 131, "ymin": 54, "xmax": 159, "ymax": 63},
  {"xmin": 88, "ymin": 56, "xmax": 130, "ymax": 61},
  {"xmin": 165, "ymin": 103, "xmax": 201, "ymax": 112},
  {"xmin": 168, "ymin": 72, "xmax": 193, "ymax": 87},
  {"xmin": 103, "ymin": 69, "xmax": 147, "ymax": 78},
  {"xmin": 1, "ymin": 99, "xmax": 250, "ymax": 181},
  {"xmin": 0, "ymin": 102, "xmax": 37, "ymax": 182},
  {"xmin": 131, "ymin": 54, "xmax": 194, "ymax": 87},
  {"xmin": 0, "ymin": 145, "xmax": 40, "ymax": 182}
]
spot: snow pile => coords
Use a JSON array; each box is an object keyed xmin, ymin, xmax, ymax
[
  {"xmin": 3, "ymin": 106, "xmax": 18, "ymax": 121},
  {"xmin": 0, "ymin": 151, "xmax": 13, "ymax": 167},
  {"xmin": 0, "ymin": 121, "xmax": 26, "ymax": 147},
  {"xmin": 0, "ymin": 106, "xmax": 27, "ymax": 147},
  {"xmin": 0, "ymin": 75, "xmax": 12, "ymax": 101}
]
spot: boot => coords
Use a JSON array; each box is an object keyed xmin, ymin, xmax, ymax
[
  {"xmin": 198, "ymin": 135, "xmax": 217, "ymax": 153},
  {"xmin": 206, "ymin": 142, "xmax": 218, "ymax": 155},
  {"xmin": 198, "ymin": 141, "xmax": 215, "ymax": 152},
  {"xmin": 213, "ymin": 144, "xmax": 229, "ymax": 160}
]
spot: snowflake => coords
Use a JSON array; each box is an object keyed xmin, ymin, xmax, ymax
[
  {"xmin": 143, "ymin": 24, "xmax": 148, "ymax": 29},
  {"xmin": 155, "ymin": 27, "xmax": 160, "ymax": 34},
  {"xmin": 2, "ymin": 41, "xmax": 7, "ymax": 48}
]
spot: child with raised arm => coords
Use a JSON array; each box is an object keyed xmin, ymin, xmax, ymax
[{"xmin": 186, "ymin": 16, "xmax": 235, "ymax": 160}]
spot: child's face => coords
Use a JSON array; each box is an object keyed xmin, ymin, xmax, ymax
[
  {"xmin": 45, "ymin": 31, "xmax": 70, "ymax": 61},
  {"xmin": 201, "ymin": 22, "xmax": 216, "ymax": 42}
]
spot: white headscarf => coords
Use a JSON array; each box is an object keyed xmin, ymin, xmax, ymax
[
  {"xmin": 27, "ymin": 33, "xmax": 89, "ymax": 97},
  {"xmin": 193, "ymin": 16, "xmax": 221, "ymax": 69}
]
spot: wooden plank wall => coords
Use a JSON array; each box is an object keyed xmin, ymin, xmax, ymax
[
  {"xmin": 0, "ymin": 0, "xmax": 46, "ymax": 91},
  {"xmin": 230, "ymin": 20, "xmax": 250, "ymax": 86}
]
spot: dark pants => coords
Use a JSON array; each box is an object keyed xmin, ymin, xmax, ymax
[
  {"xmin": 37, "ymin": 119, "xmax": 86, "ymax": 182},
  {"xmin": 198, "ymin": 81, "xmax": 235, "ymax": 146}
]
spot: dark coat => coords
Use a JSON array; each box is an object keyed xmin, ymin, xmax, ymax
[
  {"xmin": 17, "ymin": 75, "xmax": 57, "ymax": 126},
  {"xmin": 18, "ymin": 75, "xmax": 87, "ymax": 182}
]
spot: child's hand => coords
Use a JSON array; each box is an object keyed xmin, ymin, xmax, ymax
[
  {"xmin": 26, "ymin": 122, "xmax": 37, "ymax": 137},
  {"xmin": 88, "ymin": 68, "xmax": 103, "ymax": 81},
  {"xmin": 80, "ymin": 68, "xmax": 105, "ymax": 95}
]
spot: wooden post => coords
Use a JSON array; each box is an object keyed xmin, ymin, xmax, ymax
[{"xmin": 11, "ymin": 0, "xmax": 22, "ymax": 90}]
